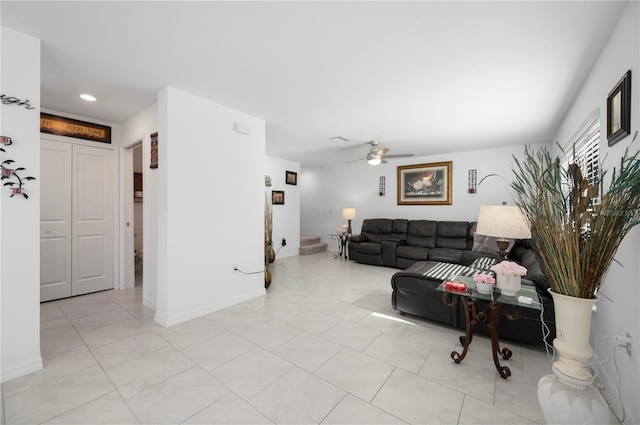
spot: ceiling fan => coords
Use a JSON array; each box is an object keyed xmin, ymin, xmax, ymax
[{"xmin": 347, "ymin": 141, "xmax": 414, "ymax": 165}]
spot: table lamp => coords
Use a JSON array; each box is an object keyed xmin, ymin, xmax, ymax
[
  {"xmin": 475, "ymin": 204, "xmax": 531, "ymax": 261},
  {"xmin": 342, "ymin": 208, "xmax": 356, "ymax": 235}
]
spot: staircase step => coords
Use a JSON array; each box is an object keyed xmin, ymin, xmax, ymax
[
  {"xmin": 299, "ymin": 243, "xmax": 328, "ymax": 255},
  {"xmin": 300, "ymin": 235, "xmax": 321, "ymax": 247}
]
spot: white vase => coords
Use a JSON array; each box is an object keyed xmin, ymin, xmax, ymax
[
  {"xmin": 537, "ymin": 290, "xmax": 609, "ymax": 425},
  {"xmin": 549, "ymin": 290, "xmax": 595, "ymax": 385},
  {"xmin": 496, "ymin": 273, "xmax": 521, "ymax": 296},
  {"xmin": 537, "ymin": 374, "xmax": 609, "ymax": 425}
]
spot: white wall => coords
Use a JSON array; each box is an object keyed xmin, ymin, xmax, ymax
[
  {"xmin": 120, "ymin": 103, "xmax": 158, "ymax": 309},
  {"xmin": 551, "ymin": 2, "xmax": 639, "ymax": 423},
  {"xmin": 266, "ymin": 156, "xmax": 300, "ymax": 259},
  {"xmin": 0, "ymin": 27, "xmax": 43, "ymax": 382},
  {"xmin": 301, "ymin": 143, "xmax": 548, "ymax": 252},
  {"xmin": 155, "ymin": 87, "xmax": 265, "ymax": 327}
]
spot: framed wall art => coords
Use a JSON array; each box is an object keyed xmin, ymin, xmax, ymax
[
  {"xmin": 607, "ymin": 70, "xmax": 631, "ymax": 146},
  {"xmin": 397, "ymin": 161, "xmax": 453, "ymax": 205},
  {"xmin": 285, "ymin": 170, "xmax": 297, "ymax": 185},
  {"xmin": 272, "ymin": 190, "xmax": 285, "ymax": 205}
]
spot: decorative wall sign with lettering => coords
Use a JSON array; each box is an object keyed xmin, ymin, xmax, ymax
[
  {"xmin": 40, "ymin": 113, "xmax": 111, "ymax": 144},
  {"xmin": 0, "ymin": 135, "xmax": 36, "ymax": 199},
  {"xmin": 0, "ymin": 94, "xmax": 36, "ymax": 110}
]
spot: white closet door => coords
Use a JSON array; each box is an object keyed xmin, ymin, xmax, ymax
[
  {"xmin": 40, "ymin": 140, "xmax": 72, "ymax": 302},
  {"xmin": 72, "ymin": 144, "xmax": 114, "ymax": 296}
]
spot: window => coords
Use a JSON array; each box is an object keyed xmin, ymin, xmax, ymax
[{"xmin": 561, "ymin": 114, "xmax": 600, "ymax": 205}]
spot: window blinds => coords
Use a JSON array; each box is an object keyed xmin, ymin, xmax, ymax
[{"xmin": 561, "ymin": 118, "xmax": 600, "ymax": 204}]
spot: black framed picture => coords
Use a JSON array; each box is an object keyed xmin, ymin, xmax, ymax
[
  {"xmin": 607, "ymin": 70, "xmax": 631, "ymax": 146},
  {"xmin": 286, "ymin": 170, "xmax": 297, "ymax": 185},
  {"xmin": 272, "ymin": 190, "xmax": 285, "ymax": 205}
]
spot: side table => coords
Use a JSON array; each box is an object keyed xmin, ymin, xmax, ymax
[
  {"xmin": 436, "ymin": 276, "xmax": 541, "ymax": 379},
  {"xmin": 328, "ymin": 233, "xmax": 349, "ymax": 259}
]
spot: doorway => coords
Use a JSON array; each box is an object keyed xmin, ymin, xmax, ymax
[{"xmin": 133, "ymin": 144, "xmax": 143, "ymax": 287}]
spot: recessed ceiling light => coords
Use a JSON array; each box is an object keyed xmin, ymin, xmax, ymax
[{"xmin": 80, "ymin": 94, "xmax": 97, "ymax": 102}]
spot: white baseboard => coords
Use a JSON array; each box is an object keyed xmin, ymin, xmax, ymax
[
  {"xmin": 1, "ymin": 356, "xmax": 43, "ymax": 383},
  {"xmin": 154, "ymin": 288, "xmax": 266, "ymax": 328}
]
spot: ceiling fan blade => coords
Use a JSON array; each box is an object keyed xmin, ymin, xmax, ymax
[
  {"xmin": 381, "ymin": 159, "xmax": 388, "ymax": 164},
  {"xmin": 383, "ymin": 154, "xmax": 414, "ymax": 159},
  {"xmin": 377, "ymin": 147, "xmax": 389, "ymax": 156},
  {"xmin": 346, "ymin": 158, "xmax": 365, "ymax": 163}
]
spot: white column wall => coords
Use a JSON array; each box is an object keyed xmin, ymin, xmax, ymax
[
  {"xmin": 155, "ymin": 87, "xmax": 265, "ymax": 327},
  {"xmin": 0, "ymin": 27, "xmax": 43, "ymax": 382}
]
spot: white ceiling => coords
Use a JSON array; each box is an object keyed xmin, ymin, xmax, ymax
[{"xmin": 1, "ymin": 1, "xmax": 627, "ymax": 169}]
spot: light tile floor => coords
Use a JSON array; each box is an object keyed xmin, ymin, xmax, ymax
[{"xmin": 1, "ymin": 253, "xmax": 577, "ymax": 424}]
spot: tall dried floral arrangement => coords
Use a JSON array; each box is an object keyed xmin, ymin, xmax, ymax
[{"xmin": 508, "ymin": 144, "xmax": 640, "ymax": 299}]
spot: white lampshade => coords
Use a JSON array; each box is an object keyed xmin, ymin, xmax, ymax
[
  {"xmin": 342, "ymin": 208, "xmax": 357, "ymax": 220},
  {"xmin": 476, "ymin": 205, "xmax": 531, "ymax": 239}
]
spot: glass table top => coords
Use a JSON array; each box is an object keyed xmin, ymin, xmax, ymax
[{"xmin": 436, "ymin": 275, "xmax": 542, "ymax": 311}]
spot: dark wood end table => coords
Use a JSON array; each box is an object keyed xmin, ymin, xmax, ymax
[{"xmin": 436, "ymin": 276, "xmax": 541, "ymax": 379}]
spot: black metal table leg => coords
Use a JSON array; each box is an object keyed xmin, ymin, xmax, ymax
[{"xmin": 486, "ymin": 302, "xmax": 511, "ymax": 379}]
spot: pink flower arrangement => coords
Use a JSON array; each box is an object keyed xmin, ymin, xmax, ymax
[
  {"xmin": 473, "ymin": 273, "xmax": 495, "ymax": 284},
  {"xmin": 337, "ymin": 224, "xmax": 348, "ymax": 235},
  {"xmin": 491, "ymin": 260, "xmax": 527, "ymax": 276}
]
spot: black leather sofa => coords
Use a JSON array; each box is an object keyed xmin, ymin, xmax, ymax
[{"xmin": 348, "ymin": 218, "xmax": 555, "ymax": 344}]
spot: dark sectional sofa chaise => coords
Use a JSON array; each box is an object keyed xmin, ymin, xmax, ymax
[{"xmin": 348, "ymin": 218, "xmax": 555, "ymax": 344}]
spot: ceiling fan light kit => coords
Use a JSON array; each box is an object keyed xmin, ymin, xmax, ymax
[
  {"xmin": 349, "ymin": 140, "xmax": 414, "ymax": 166},
  {"xmin": 367, "ymin": 152, "xmax": 382, "ymax": 165}
]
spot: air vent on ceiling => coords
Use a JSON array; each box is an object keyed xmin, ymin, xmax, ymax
[{"xmin": 329, "ymin": 136, "xmax": 351, "ymax": 143}]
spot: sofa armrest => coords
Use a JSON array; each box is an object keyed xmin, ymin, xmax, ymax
[
  {"xmin": 381, "ymin": 238, "xmax": 405, "ymax": 267},
  {"xmin": 349, "ymin": 234, "xmax": 367, "ymax": 243}
]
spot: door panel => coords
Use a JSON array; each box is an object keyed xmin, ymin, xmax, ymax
[
  {"xmin": 72, "ymin": 144, "xmax": 114, "ymax": 296},
  {"xmin": 40, "ymin": 140, "xmax": 72, "ymax": 302}
]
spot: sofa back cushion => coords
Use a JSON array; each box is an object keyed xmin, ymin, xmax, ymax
[
  {"xmin": 391, "ymin": 219, "xmax": 409, "ymax": 240},
  {"xmin": 510, "ymin": 243, "xmax": 550, "ymax": 291},
  {"xmin": 361, "ymin": 218, "xmax": 393, "ymax": 243},
  {"xmin": 406, "ymin": 220, "xmax": 437, "ymax": 248},
  {"xmin": 435, "ymin": 221, "xmax": 471, "ymax": 250}
]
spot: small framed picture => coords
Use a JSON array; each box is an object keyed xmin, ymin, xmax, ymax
[
  {"xmin": 272, "ymin": 190, "xmax": 285, "ymax": 205},
  {"xmin": 286, "ymin": 170, "xmax": 297, "ymax": 185},
  {"xmin": 607, "ymin": 70, "xmax": 631, "ymax": 146}
]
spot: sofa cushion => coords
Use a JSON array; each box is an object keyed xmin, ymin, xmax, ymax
[
  {"xmin": 391, "ymin": 219, "xmax": 409, "ymax": 239},
  {"xmin": 361, "ymin": 219, "xmax": 393, "ymax": 243},
  {"xmin": 510, "ymin": 246, "xmax": 550, "ymax": 290},
  {"xmin": 396, "ymin": 245, "xmax": 429, "ymax": 261},
  {"xmin": 356, "ymin": 241, "xmax": 383, "ymax": 255},
  {"xmin": 405, "ymin": 220, "xmax": 437, "ymax": 248},
  {"xmin": 428, "ymin": 248, "xmax": 463, "ymax": 263},
  {"xmin": 435, "ymin": 221, "xmax": 471, "ymax": 250}
]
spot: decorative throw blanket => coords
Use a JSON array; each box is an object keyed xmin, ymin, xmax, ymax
[{"xmin": 422, "ymin": 259, "xmax": 495, "ymax": 281}]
